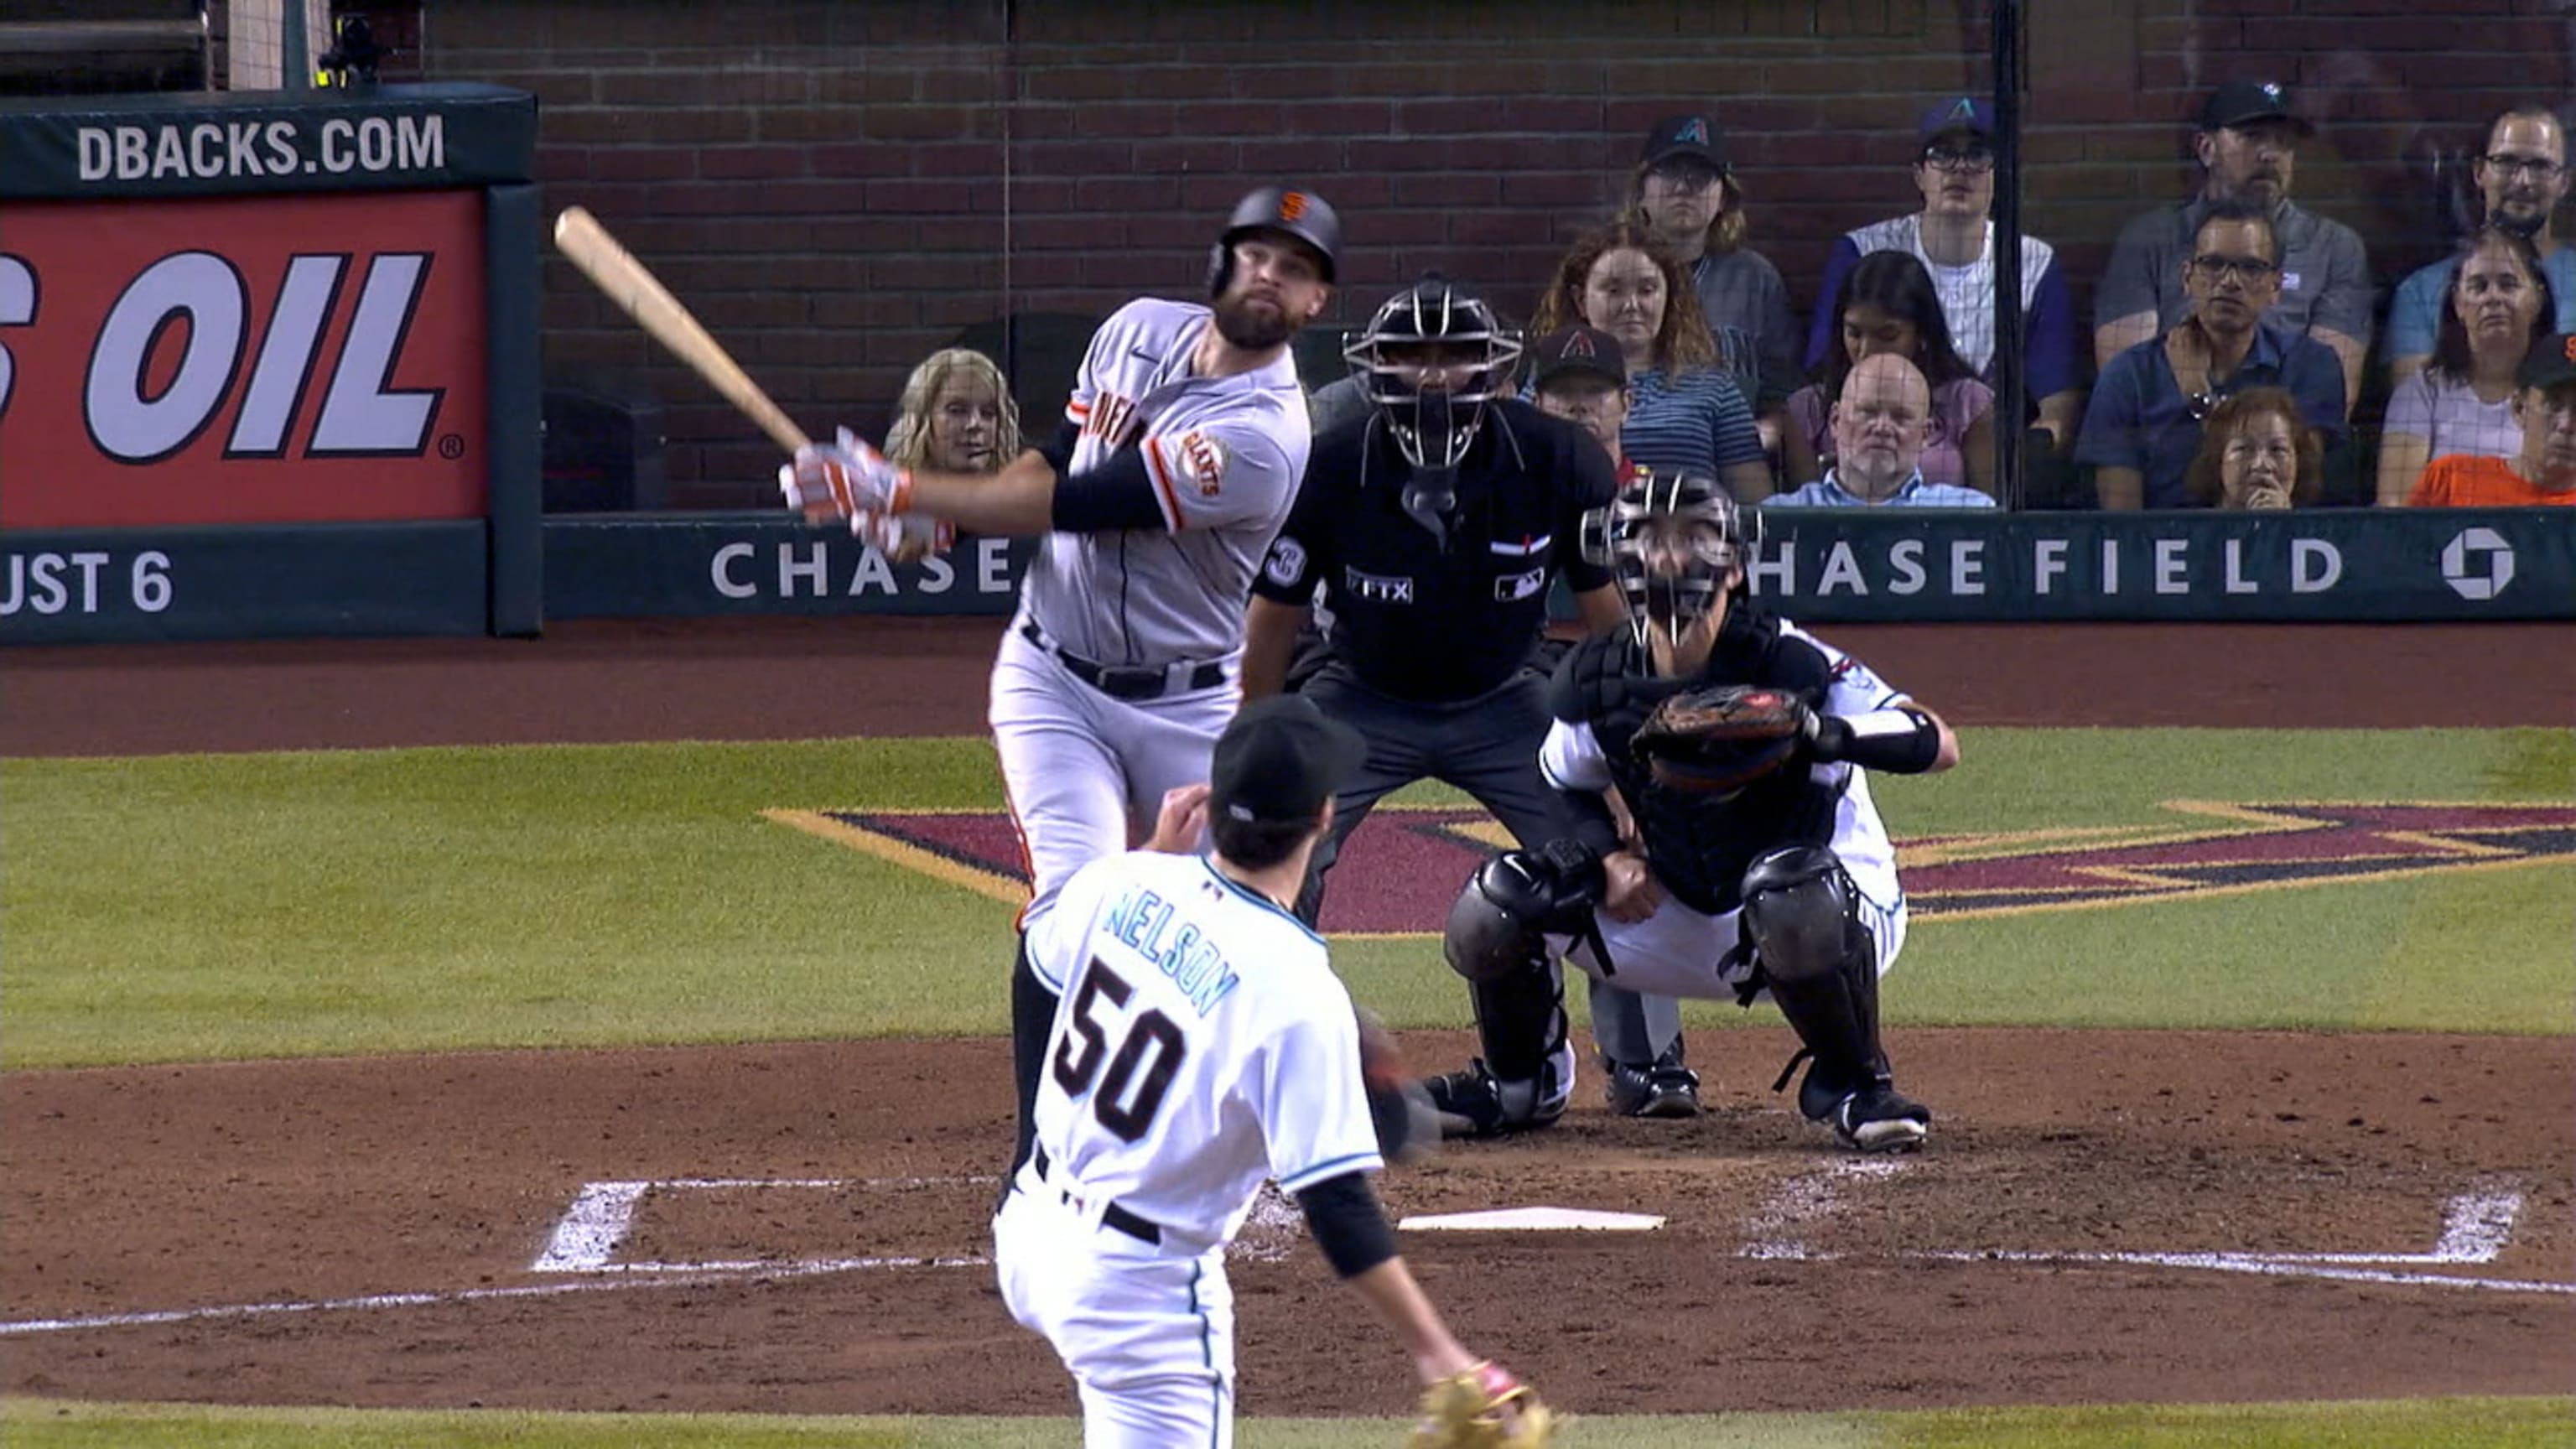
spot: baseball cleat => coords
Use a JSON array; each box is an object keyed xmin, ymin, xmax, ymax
[
  {"xmin": 1604, "ymin": 1042, "xmax": 1703, "ymax": 1119},
  {"xmin": 1421, "ymin": 1050, "xmax": 1571, "ymax": 1140},
  {"xmin": 1826, "ymin": 1082, "xmax": 1931, "ymax": 1153}
]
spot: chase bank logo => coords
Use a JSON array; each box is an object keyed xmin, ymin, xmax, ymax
[{"xmin": 2439, "ymin": 527, "xmax": 2515, "ymax": 601}]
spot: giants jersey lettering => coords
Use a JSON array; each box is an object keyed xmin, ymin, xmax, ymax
[
  {"xmin": 1024, "ymin": 849, "xmax": 1383, "ymax": 1246},
  {"xmin": 1540, "ymin": 621, "xmax": 1907, "ymax": 913},
  {"xmin": 1030, "ymin": 298, "xmax": 1311, "ymax": 667}
]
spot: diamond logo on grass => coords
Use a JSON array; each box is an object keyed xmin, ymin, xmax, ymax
[{"xmin": 766, "ymin": 802, "xmax": 2576, "ymax": 934}]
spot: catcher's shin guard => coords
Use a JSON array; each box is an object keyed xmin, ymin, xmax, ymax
[{"xmin": 1739, "ymin": 847, "xmax": 1913, "ymax": 1130}]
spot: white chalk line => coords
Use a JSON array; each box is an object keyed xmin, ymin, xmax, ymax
[
  {"xmin": 532, "ymin": 1174, "xmax": 1000, "ymax": 1274},
  {"xmin": 1752, "ymin": 1184, "xmax": 2565, "ymax": 1295},
  {"xmin": 1739, "ymin": 1157, "xmax": 1909, "ymax": 1260},
  {"xmin": 0, "ymin": 1254, "xmax": 989, "ymax": 1337}
]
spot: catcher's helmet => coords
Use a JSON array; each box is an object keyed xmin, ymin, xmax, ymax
[
  {"xmin": 1342, "ymin": 275, "xmax": 1524, "ymax": 472},
  {"xmin": 1580, "ymin": 470, "xmax": 1758, "ymax": 643},
  {"xmin": 1208, "ymin": 185, "xmax": 1342, "ymax": 296}
]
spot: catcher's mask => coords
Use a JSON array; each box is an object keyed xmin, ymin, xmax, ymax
[
  {"xmin": 1580, "ymin": 470, "xmax": 1756, "ymax": 647},
  {"xmin": 1344, "ymin": 275, "xmax": 1523, "ymax": 484}
]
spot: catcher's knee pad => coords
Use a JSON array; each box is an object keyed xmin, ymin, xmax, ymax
[
  {"xmin": 1739, "ymin": 846, "xmax": 1862, "ymax": 986},
  {"xmin": 1443, "ymin": 840, "xmax": 1605, "ymax": 984}
]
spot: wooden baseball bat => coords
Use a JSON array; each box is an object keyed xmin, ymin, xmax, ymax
[{"xmin": 551, "ymin": 205, "xmax": 810, "ymax": 453}]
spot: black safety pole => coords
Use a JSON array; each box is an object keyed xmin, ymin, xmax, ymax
[{"xmin": 1992, "ymin": 0, "xmax": 2027, "ymax": 506}]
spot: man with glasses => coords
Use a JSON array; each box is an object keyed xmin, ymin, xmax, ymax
[
  {"xmin": 2079, "ymin": 202, "xmax": 2346, "ymax": 508},
  {"xmin": 2094, "ymin": 80, "xmax": 2372, "ymax": 418},
  {"xmin": 2387, "ymin": 106, "xmax": 2576, "ymax": 383},
  {"xmin": 1805, "ymin": 98, "xmax": 2083, "ymax": 450},
  {"xmin": 1624, "ymin": 114, "xmax": 1801, "ymax": 444},
  {"xmin": 2406, "ymin": 332, "xmax": 2576, "ymax": 506}
]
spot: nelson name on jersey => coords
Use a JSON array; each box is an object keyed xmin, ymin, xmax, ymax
[{"xmin": 1100, "ymin": 881, "xmax": 1242, "ymax": 1015}]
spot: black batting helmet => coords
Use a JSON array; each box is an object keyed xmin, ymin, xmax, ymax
[{"xmin": 1208, "ymin": 185, "xmax": 1342, "ymax": 297}]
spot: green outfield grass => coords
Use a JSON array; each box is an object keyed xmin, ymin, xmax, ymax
[
  {"xmin": 8, "ymin": 1396, "xmax": 2572, "ymax": 1448},
  {"xmin": 3, "ymin": 728, "xmax": 2569, "ymax": 1068}
]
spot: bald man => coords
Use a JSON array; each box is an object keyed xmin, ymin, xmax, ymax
[{"xmin": 1767, "ymin": 354, "xmax": 1997, "ymax": 508}]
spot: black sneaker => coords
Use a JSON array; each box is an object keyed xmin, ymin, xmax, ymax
[
  {"xmin": 1827, "ymin": 1081, "xmax": 1931, "ymax": 1153},
  {"xmin": 1604, "ymin": 1042, "xmax": 1702, "ymax": 1119},
  {"xmin": 1420, "ymin": 1054, "xmax": 1570, "ymax": 1140}
]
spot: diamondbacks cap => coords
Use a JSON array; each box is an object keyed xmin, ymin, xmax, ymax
[
  {"xmin": 1529, "ymin": 325, "xmax": 1627, "ymax": 391},
  {"xmin": 1208, "ymin": 694, "xmax": 1366, "ymax": 828},
  {"xmin": 1919, "ymin": 96, "xmax": 1996, "ymax": 144},
  {"xmin": 2516, "ymin": 333, "xmax": 2576, "ymax": 392},
  {"xmin": 1640, "ymin": 114, "xmax": 1727, "ymax": 171},
  {"xmin": 2199, "ymin": 79, "xmax": 2311, "ymax": 134}
]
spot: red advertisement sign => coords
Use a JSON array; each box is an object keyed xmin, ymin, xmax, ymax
[{"xmin": 0, "ymin": 190, "xmax": 486, "ymax": 527}]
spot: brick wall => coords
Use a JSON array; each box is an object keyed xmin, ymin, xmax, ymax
[{"xmin": 423, "ymin": 0, "xmax": 2566, "ymax": 509}]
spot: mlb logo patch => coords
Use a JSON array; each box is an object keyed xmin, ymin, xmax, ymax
[{"xmin": 1493, "ymin": 568, "xmax": 1546, "ymax": 602}]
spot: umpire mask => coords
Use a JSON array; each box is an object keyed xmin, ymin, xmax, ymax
[
  {"xmin": 1346, "ymin": 277, "xmax": 1522, "ymax": 545},
  {"xmin": 1581, "ymin": 470, "xmax": 1754, "ymax": 647}
]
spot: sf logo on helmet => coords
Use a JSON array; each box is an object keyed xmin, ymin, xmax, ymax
[{"xmin": 1277, "ymin": 191, "xmax": 1309, "ymax": 222}]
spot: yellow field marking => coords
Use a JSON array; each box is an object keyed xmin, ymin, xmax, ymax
[{"xmin": 761, "ymin": 809, "xmax": 1026, "ymax": 908}]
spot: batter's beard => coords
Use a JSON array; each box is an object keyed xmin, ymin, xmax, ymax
[{"xmin": 1213, "ymin": 293, "xmax": 1296, "ymax": 351}]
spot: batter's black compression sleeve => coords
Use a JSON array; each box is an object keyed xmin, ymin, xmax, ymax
[
  {"xmin": 1294, "ymin": 1171, "xmax": 1399, "ymax": 1278},
  {"xmin": 1048, "ymin": 447, "xmax": 1171, "ymax": 532}
]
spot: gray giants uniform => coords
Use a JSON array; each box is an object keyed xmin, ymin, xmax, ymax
[{"xmin": 998, "ymin": 297, "xmax": 1311, "ymax": 973}]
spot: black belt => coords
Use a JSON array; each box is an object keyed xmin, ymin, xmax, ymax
[
  {"xmin": 1021, "ymin": 622, "xmax": 1224, "ymax": 702},
  {"xmin": 1031, "ymin": 1145, "xmax": 1163, "ymax": 1246}
]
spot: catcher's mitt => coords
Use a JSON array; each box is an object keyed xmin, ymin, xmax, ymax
[
  {"xmin": 1358, "ymin": 1005, "xmax": 1437, "ymax": 1164},
  {"xmin": 1630, "ymin": 683, "xmax": 1812, "ymax": 795},
  {"xmin": 1408, "ymin": 1360, "xmax": 1554, "ymax": 1448}
]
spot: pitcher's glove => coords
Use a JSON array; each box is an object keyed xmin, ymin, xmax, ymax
[
  {"xmin": 1357, "ymin": 1006, "xmax": 1436, "ymax": 1165},
  {"xmin": 1630, "ymin": 683, "xmax": 1814, "ymax": 795},
  {"xmin": 1407, "ymin": 1360, "xmax": 1554, "ymax": 1448}
]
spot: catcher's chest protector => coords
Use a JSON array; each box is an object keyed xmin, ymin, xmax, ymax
[{"xmin": 1573, "ymin": 626, "xmax": 1838, "ymax": 916}]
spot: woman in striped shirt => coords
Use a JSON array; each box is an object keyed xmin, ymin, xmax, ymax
[{"xmin": 1530, "ymin": 221, "xmax": 1775, "ymax": 502}]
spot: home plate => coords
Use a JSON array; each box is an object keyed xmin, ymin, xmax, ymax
[{"xmin": 1399, "ymin": 1207, "xmax": 1666, "ymax": 1232}]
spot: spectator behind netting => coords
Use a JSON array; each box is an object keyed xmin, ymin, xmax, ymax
[
  {"xmin": 1785, "ymin": 252, "xmax": 1997, "ymax": 497},
  {"xmin": 1527, "ymin": 325, "xmax": 1641, "ymax": 478},
  {"xmin": 885, "ymin": 347, "xmax": 1021, "ymax": 475},
  {"xmin": 2377, "ymin": 226, "xmax": 2557, "ymax": 505},
  {"xmin": 1620, "ymin": 114, "xmax": 1800, "ymax": 443},
  {"xmin": 1530, "ymin": 221, "xmax": 1774, "ymax": 501},
  {"xmin": 1805, "ymin": 97, "xmax": 2082, "ymax": 449},
  {"xmin": 2094, "ymin": 80, "xmax": 2371, "ymax": 420},
  {"xmin": 2079, "ymin": 201, "xmax": 2345, "ymax": 510},
  {"xmin": 2387, "ymin": 106, "xmax": 2576, "ymax": 383},
  {"xmin": 1768, "ymin": 354, "xmax": 1997, "ymax": 509},
  {"xmin": 2182, "ymin": 387, "xmax": 2324, "ymax": 510},
  {"xmin": 2407, "ymin": 332, "xmax": 2576, "ymax": 506}
]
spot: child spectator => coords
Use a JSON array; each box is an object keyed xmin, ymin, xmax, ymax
[{"xmin": 886, "ymin": 347, "xmax": 1021, "ymax": 475}]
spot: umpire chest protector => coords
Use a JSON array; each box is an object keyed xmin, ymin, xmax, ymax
[
  {"xmin": 1552, "ymin": 610, "xmax": 1841, "ymax": 915},
  {"xmin": 1258, "ymin": 402, "xmax": 1616, "ymax": 703}
]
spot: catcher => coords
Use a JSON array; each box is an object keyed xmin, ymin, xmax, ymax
[{"xmin": 1420, "ymin": 470, "xmax": 1958, "ymax": 1151}]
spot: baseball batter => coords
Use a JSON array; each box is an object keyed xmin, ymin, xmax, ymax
[
  {"xmin": 993, "ymin": 695, "xmax": 1546, "ymax": 1446},
  {"xmin": 782, "ymin": 187, "xmax": 1341, "ymax": 1174},
  {"xmin": 1427, "ymin": 471, "xmax": 1957, "ymax": 1151}
]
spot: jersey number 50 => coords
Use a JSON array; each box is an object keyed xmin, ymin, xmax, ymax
[{"xmin": 1052, "ymin": 958, "xmax": 1187, "ymax": 1142}]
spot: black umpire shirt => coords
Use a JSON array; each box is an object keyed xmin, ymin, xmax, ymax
[{"xmin": 1252, "ymin": 398, "xmax": 1618, "ymax": 704}]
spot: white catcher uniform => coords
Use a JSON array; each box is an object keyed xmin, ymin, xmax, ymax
[
  {"xmin": 996, "ymin": 297, "xmax": 1312, "ymax": 964},
  {"xmin": 993, "ymin": 848, "xmax": 1383, "ymax": 1446},
  {"xmin": 1539, "ymin": 626, "xmax": 1912, "ymax": 1001}
]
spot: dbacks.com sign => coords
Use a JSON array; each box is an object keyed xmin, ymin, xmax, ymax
[{"xmin": 0, "ymin": 192, "xmax": 486, "ymax": 527}]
